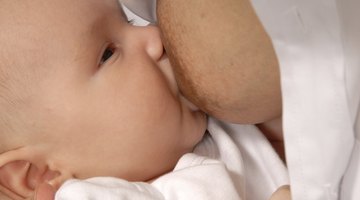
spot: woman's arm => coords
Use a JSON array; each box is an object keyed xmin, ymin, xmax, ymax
[
  {"xmin": 269, "ymin": 185, "xmax": 292, "ymax": 200},
  {"xmin": 157, "ymin": 0, "xmax": 282, "ymax": 124}
]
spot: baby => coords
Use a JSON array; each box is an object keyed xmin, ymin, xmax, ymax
[{"xmin": 0, "ymin": 0, "xmax": 206, "ymax": 199}]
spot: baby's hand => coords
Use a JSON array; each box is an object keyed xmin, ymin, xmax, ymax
[{"xmin": 34, "ymin": 183, "xmax": 55, "ymax": 200}]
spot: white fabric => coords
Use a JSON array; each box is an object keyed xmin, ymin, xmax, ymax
[
  {"xmin": 119, "ymin": 0, "xmax": 156, "ymax": 23},
  {"xmin": 336, "ymin": 0, "xmax": 360, "ymax": 199},
  {"xmin": 56, "ymin": 118, "xmax": 289, "ymax": 200},
  {"xmin": 252, "ymin": 0, "xmax": 360, "ymax": 199},
  {"xmin": 249, "ymin": 0, "xmax": 360, "ymax": 199},
  {"xmin": 122, "ymin": 5, "xmax": 149, "ymax": 27}
]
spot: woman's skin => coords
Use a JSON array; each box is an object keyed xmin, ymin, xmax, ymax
[
  {"xmin": 157, "ymin": 0, "xmax": 289, "ymax": 199},
  {"xmin": 156, "ymin": 0, "xmax": 285, "ymax": 160},
  {"xmin": 270, "ymin": 185, "xmax": 292, "ymax": 200},
  {"xmin": 157, "ymin": 0, "xmax": 282, "ymax": 125}
]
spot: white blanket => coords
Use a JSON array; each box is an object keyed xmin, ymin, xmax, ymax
[{"xmin": 56, "ymin": 118, "xmax": 289, "ymax": 200}]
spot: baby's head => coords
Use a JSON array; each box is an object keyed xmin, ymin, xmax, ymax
[{"xmin": 0, "ymin": 0, "xmax": 206, "ymax": 198}]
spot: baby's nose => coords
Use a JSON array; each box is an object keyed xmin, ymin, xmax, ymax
[{"xmin": 132, "ymin": 25, "xmax": 164, "ymax": 61}]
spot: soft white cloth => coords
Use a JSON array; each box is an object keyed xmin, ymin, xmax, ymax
[
  {"xmin": 336, "ymin": 1, "xmax": 360, "ymax": 199},
  {"xmin": 250, "ymin": 0, "xmax": 360, "ymax": 199},
  {"xmin": 119, "ymin": 0, "xmax": 156, "ymax": 23},
  {"xmin": 56, "ymin": 118, "xmax": 289, "ymax": 200}
]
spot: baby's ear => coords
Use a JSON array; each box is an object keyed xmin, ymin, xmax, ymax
[
  {"xmin": 0, "ymin": 148, "xmax": 62, "ymax": 200},
  {"xmin": 0, "ymin": 160, "xmax": 33, "ymax": 199},
  {"xmin": 34, "ymin": 182, "xmax": 56, "ymax": 200}
]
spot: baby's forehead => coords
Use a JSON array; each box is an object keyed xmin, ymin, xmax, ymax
[
  {"xmin": 0, "ymin": 0, "xmax": 116, "ymax": 76},
  {"xmin": 1, "ymin": 1, "xmax": 103, "ymax": 41},
  {"xmin": 1, "ymin": 0, "xmax": 118, "ymax": 42}
]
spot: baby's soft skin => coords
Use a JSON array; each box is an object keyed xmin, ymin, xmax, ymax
[{"xmin": 0, "ymin": 0, "xmax": 206, "ymax": 199}]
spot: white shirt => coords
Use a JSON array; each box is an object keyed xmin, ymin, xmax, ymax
[{"xmin": 251, "ymin": 0, "xmax": 360, "ymax": 199}]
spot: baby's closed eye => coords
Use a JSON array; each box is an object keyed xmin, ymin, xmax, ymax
[{"xmin": 100, "ymin": 46, "xmax": 115, "ymax": 65}]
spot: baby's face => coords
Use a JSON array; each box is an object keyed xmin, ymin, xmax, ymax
[{"xmin": 0, "ymin": 0, "xmax": 206, "ymax": 183}]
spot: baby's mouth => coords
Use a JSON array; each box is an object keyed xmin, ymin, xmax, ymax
[
  {"xmin": 180, "ymin": 94, "xmax": 200, "ymax": 111},
  {"xmin": 159, "ymin": 52, "xmax": 201, "ymax": 112},
  {"xmin": 158, "ymin": 53, "xmax": 179, "ymax": 91}
]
